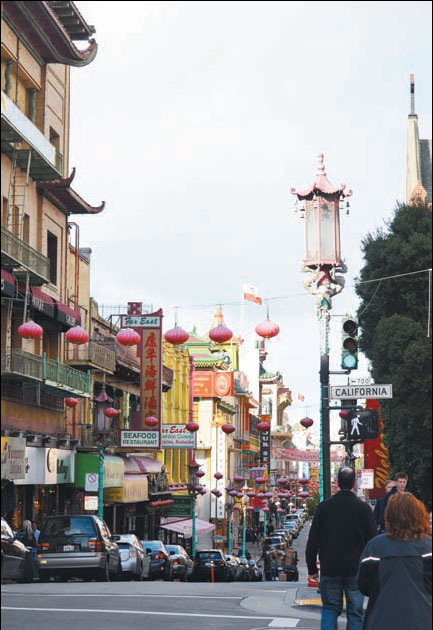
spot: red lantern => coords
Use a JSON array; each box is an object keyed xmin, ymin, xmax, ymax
[
  {"xmin": 221, "ymin": 424, "xmax": 235, "ymax": 435},
  {"xmin": 299, "ymin": 491, "xmax": 309, "ymax": 498},
  {"xmin": 246, "ymin": 491, "xmax": 255, "ymax": 498},
  {"xmin": 229, "ymin": 489, "xmax": 238, "ymax": 497},
  {"xmin": 232, "ymin": 504, "xmax": 241, "ymax": 511},
  {"xmin": 299, "ymin": 478, "xmax": 309, "ymax": 486},
  {"xmin": 255, "ymin": 476, "xmax": 267, "ymax": 484},
  {"xmin": 257, "ymin": 422, "xmax": 271, "ymax": 432},
  {"xmin": 291, "ymin": 508, "xmax": 297, "ymax": 513},
  {"xmin": 65, "ymin": 398, "xmax": 78, "ymax": 408},
  {"xmin": 185, "ymin": 421, "xmax": 199, "ymax": 433},
  {"xmin": 247, "ymin": 506, "xmax": 254, "ymax": 512},
  {"xmin": 195, "ymin": 469, "xmax": 206, "ymax": 478},
  {"xmin": 144, "ymin": 416, "xmax": 159, "ymax": 427},
  {"xmin": 276, "ymin": 508, "xmax": 285, "ymax": 514},
  {"xmin": 264, "ymin": 491, "xmax": 273, "ymax": 498},
  {"xmin": 211, "ymin": 489, "xmax": 222, "ymax": 497},
  {"xmin": 65, "ymin": 326, "xmax": 89, "ymax": 345},
  {"xmin": 18, "ymin": 320, "xmax": 43, "ymax": 339},
  {"xmin": 214, "ymin": 472, "xmax": 223, "ymax": 480},
  {"xmin": 104, "ymin": 407, "xmax": 119, "ymax": 418},
  {"xmin": 262, "ymin": 507, "xmax": 270, "ymax": 513},
  {"xmin": 278, "ymin": 477, "xmax": 289, "ymax": 486},
  {"xmin": 300, "ymin": 417, "xmax": 314, "ymax": 428},
  {"xmin": 257, "ymin": 492, "xmax": 265, "ymax": 498},
  {"xmin": 116, "ymin": 328, "xmax": 140, "ymax": 347},
  {"xmin": 164, "ymin": 325, "xmax": 189, "ymax": 345},
  {"xmin": 194, "ymin": 485, "xmax": 204, "ymax": 492},
  {"xmin": 233, "ymin": 475, "xmax": 244, "ymax": 483},
  {"xmin": 255, "ymin": 319, "xmax": 280, "ymax": 339},
  {"xmin": 209, "ymin": 325, "xmax": 233, "ymax": 344},
  {"xmin": 236, "ymin": 492, "xmax": 243, "ymax": 499}
]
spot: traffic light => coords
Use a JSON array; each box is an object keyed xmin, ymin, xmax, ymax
[
  {"xmin": 341, "ymin": 316, "xmax": 358, "ymax": 370},
  {"xmin": 347, "ymin": 409, "xmax": 380, "ymax": 441}
]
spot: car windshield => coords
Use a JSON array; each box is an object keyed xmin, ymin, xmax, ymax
[
  {"xmin": 264, "ymin": 538, "xmax": 283, "ymax": 544},
  {"xmin": 196, "ymin": 552, "xmax": 222, "ymax": 560},
  {"xmin": 42, "ymin": 517, "xmax": 97, "ymax": 537},
  {"xmin": 142, "ymin": 541, "xmax": 164, "ymax": 551},
  {"xmin": 166, "ymin": 545, "xmax": 181, "ymax": 554}
]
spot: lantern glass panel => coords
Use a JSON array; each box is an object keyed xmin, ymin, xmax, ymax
[{"xmin": 306, "ymin": 201, "xmax": 318, "ymax": 263}]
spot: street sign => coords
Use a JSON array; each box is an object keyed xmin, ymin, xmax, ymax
[
  {"xmin": 84, "ymin": 495, "xmax": 98, "ymax": 511},
  {"xmin": 330, "ymin": 384, "xmax": 393, "ymax": 400},
  {"xmin": 85, "ymin": 472, "xmax": 98, "ymax": 492},
  {"xmin": 120, "ymin": 314, "xmax": 161, "ymax": 328},
  {"xmin": 348, "ymin": 376, "xmax": 372, "ymax": 385}
]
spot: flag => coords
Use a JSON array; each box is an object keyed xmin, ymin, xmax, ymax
[
  {"xmin": 298, "ymin": 393, "xmax": 305, "ymax": 402},
  {"xmin": 243, "ymin": 284, "xmax": 262, "ymax": 305}
]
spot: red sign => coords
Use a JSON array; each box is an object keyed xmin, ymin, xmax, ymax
[
  {"xmin": 363, "ymin": 399, "xmax": 391, "ymax": 499},
  {"xmin": 193, "ymin": 371, "xmax": 234, "ymax": 398},
  {"xmin": 272, "ymin": 447, "xmax": 320, "ymax": 462}
]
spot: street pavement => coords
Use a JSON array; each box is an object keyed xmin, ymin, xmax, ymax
[{"xmin": 1, "ymin": 521, "xmax": 350, "ymax": 629}]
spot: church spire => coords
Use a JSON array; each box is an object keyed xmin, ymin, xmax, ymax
[{"xmin": 410, "ymin": 73, "xmax": 416, "ymax": 116}]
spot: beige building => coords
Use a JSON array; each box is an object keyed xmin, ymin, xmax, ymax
[{"xmin": 1, "ymin": 1, "xmax": 103, "ymax": 527}]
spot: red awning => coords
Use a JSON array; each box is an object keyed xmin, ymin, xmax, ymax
[
  {"xmin": 159, "ymin": 518, "xmax": 216, "ymax": 538},
  {"xmin": 124, "ymin": 456, "xmax": 162, "ymax": 474},
  {"xmin": 17, "ymin": 283, "xmax": 56, "ymax": 319},
  {"xmin": 55, "ymin": 300, "xmax": 81, "ymax": 328},
  {"xmin": 1, "ymin": 269, "xmax": 16, "ymax": 297}
]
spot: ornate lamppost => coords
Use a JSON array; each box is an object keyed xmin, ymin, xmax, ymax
[
  {"xmin": 186, "ymin": 458, "xmax": 206, "ymax": 558},
  {"xmin": 291, "ymin": 154, "xmax": 352, "ymax": 501}
]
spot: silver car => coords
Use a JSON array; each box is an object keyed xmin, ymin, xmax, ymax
[
  {"xmin": 116, "ymin": 534, "xmax": 150, "ymax": 580},
  {"xmin": 37, "ymin": 515, "xmax": 122, "ymax": 582}
]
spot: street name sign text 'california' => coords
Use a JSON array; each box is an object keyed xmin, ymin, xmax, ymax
[{"xmin": 330, "ymin": 384, "xmax": 393, "ymax": 399}]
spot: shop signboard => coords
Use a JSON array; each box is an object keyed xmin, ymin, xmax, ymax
[
  {"xmin": 357, "ymin": 469, "xmax": 375, "ymax": 490},
  {"xmin": 193, "ymin": 371, "xmax": 234, "ymax": 398},
  {"xmin": 84, "ymin": 495, "xmax": 99, "ymax": 511},
  {"xmin": 161, "ymin": 424, "xmax": 196, "ymax": 448},
  {"xmin": 104, "ymin": 474, "xmax": 148, "ymax": 503},
  {"xmin": 120, "ymin": 431, "xmax": 159, "ymax": 448},
  {"xmin": 74, "ymin": 453, "xmax": 124, "ymax": 489},
  {"xmin": 163, "ymin": 496, "xmax": 192, "ymax": 518},
  {"xmin": 1, "ymin": 438, "xmax": 27, "ymax": 481}
]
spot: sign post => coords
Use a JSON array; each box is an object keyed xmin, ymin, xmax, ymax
[{"xmin": 330, "ymin": 384, "xmax": 393, "ymax": 400}]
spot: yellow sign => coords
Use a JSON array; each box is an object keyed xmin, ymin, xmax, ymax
[{"xmin": 104, "ymin": 475, "xmax": 148, "ymax": 503}]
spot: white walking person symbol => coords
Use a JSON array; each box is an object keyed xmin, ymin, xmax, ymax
[{"xmin": 351, "ymin": 415, "xmax": 363, "ymax": 436}]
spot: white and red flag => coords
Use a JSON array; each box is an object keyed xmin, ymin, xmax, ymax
[
  {"xmin": 243, "ymin": 284, "xmax": 262, "ymax": 305},
  {"xmin": 298, "ymin": 393, "xmax": 305, "ymax": 402}
]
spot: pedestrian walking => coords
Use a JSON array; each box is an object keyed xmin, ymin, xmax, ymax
[
  {"xmin": 17, "ymin": 520, "xmax": 36, "ymax": 548},
  {"xmin": 377, "ymin": 472, "xmax": 409, "ymax": 534},
  {"xmin": 31, "ymin": 521, "xmax": 40, "ymax": 577},
  {"xmin": 373, "ymin": 480, "xmax": 396, "ymax": 531},
  {"xmin": 306, "ymin": 466, "xmax": 377, "ymax": 630},
  {"xmin": 358, "ymin": 492, "xmax": 432, "ymax": 630},
  {"xmin": 270, "ymin": 552, "xmax": 278, "ymax": 581}
]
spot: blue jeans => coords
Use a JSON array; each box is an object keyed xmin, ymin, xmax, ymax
[
  {"xmin": 270, "ymin": 566, "xmax": 278, "ymax": 580},
  {"xmin": 320, "ymin": 575, "xmax": 364, "ymax": 630}
]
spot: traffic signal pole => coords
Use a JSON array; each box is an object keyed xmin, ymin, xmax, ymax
[{"xmin": 320, "ymin": 354, "xmax": 331, "ymax": 501}]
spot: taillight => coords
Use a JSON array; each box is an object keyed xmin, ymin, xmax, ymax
[
  {"xmin": 37, "ymin": 543, "xmax": 50, "ymax": 553},
  {"xmin": 88, "ymin": 541, "xmax": 105, "ymax": 552},
  {"xmin": 155, "ymin": 552, "xmax": 165, "ymax": 559},
  {"xmin": 173, "ymin": 560, "xmax": 179, "ymax": 566}
]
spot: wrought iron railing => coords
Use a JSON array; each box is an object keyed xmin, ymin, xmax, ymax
[
  {"xmin": 67, "ymin": 341, "xmax": 116, "ymax": 372},
  {"xmin": 1, "ymin": 348, "xmax": 90, "ymax": 396},
  {"xmin": 1, "ymin": 226, "xmax": 50, "ymax": 283}
]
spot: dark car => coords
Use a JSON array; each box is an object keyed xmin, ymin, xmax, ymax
[
  {"xmin": 249, "ymin": 559, "xmax": 263, "ymax": 581},
  {"xmin": 273, "ymin": 529, "xmax": 293, "ymax": 545},
  {"xmin": 1, "ymin": 518, "xmax": 34, "ymax": 583},
  {"xmin": 142, "ymin": 540, "xmax": 173, "ymax": 581},
  {"xmin": 237, "ymin": 556, "xmax": 255, "ymax": 581},
  {"xmin": 37, "ymin": 515, "xmax": 121, "ymax": 582},
  {"xmin": 263, "ymin": 535, "xmax": 287, "ymax": 552},
  {"xmin": 166, "ymin": 545, "xmax": 194, "ymax": 582},
  {"xmin": 193, "ymin": 549, "xmax": 228, "ymax": 582},
  {"xmin": 224, "ymin": 554, "xmax": 243, "ymax": 581}
]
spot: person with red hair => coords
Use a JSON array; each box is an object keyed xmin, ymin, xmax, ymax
[{"xmin": 358, "ymin": 492, "xmax": 432, "ymax": 630}]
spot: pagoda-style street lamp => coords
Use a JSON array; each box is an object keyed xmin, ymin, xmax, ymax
[
  {"xmin": 291, "ymin": 153, "xmax": 352, "ymax": 501},
  {"xmin": 187, "ymin": 458, "xmax": 206, "ymax": 558}
]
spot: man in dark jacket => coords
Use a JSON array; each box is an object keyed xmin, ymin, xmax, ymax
[
  {"xmin": 377, "ymin": 472, "xmax": 408, "ymax": 533},
  {"xmin": 306, "ymin": 467, "xmax": 377, "ymax": 630},
  {"xmin": 373, "ymin": 479, "xmax": 396, "ymax": 531}
]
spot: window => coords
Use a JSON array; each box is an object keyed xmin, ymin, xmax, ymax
[
  {"xmin": 2, "ymin": 197, "xmax": 8, "ymax": 227},
  {"xmin": 47, "ymin": 231, "xmax": 57, "ymax": 285},
  {"xmin": 22, "ymin": 214, "xmax": 30, "ymax": 243}
]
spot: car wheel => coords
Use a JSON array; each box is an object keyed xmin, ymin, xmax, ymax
[
  {"xmin": 18, "ymin": 553, "xmax": 34, "ymax": 584},
  {"xmin": 97, "ymin": 559, "xmax": 111, "ymax": 582},
  {"xmin": 163, "ymin": 567, "xmax": 172, "ymax": 582}
]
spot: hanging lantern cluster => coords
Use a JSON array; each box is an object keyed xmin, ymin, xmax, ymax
[
  {"xmin": 66, "ymin": 326, "xmax": 89, "ymax": 345},
  {"xmin": 116, "ymin": 328, "xmax": 140, "ymax": 347},
  {"xmin": 18, "ymin": 321, "xmax": 43, "ymax": 339}
]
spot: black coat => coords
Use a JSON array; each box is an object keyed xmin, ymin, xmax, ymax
[
  {"xmin": 306, "ymin": 490, "xmax": 377, "ymax": 577},
  {"xmin": 377, "ymin": 486, "xmax": 398, "ymax": 533},
  {"xmin": 358, "ymin": 534, "xmax": 432, "ymax": 630}
]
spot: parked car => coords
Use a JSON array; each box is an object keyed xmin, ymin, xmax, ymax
[
  {"xmin": 284, "ymin": 522, "xmax": 299, "ymax": 539},
  {"xmin": 166, "ymin": 544, "xmax": 194, "ymax": 582},
  {"xmin": 141, "ymin": 540, "xmax": 173, "ymax": 581},
  {"xmin": 1, "ymin": 518, "xmax": 34, "ymax": 583},
  {"xmin": 37, "ymin": 515, "xmax": 121, "ymax": 582},
  {"xmin": 273, "ymin": 529, "xmax": 293, "ymax": 545},
  {"xmin": 115, "ymin": 534, "xmax": 150, "ymax": 580},
  {"xmin": 262, "ymin": 535, "xmax": 287, "ymax": 552},
  {"xmin": 238, "ymin": 556, "xmax": 255, "ymax": 581},
  {"xmin": 193, "ymin": 549, "xmax": 228, "ymax": 582},
  {"xmin": 224, "ymin": 554, "xmax": 243, "ymax": 581},
  {"xmin": 249, "ymin": 559, "xmax": 263, "ymax": 581}
]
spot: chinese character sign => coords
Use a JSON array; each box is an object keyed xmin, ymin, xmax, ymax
[{"xmin": 141, "ymin": 321, "xmax": 162, "ymax": 445}]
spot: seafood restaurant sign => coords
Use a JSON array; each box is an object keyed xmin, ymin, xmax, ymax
[{"xmin": 120, "ymin": 425, "xmax": 196, "ymax": 449}]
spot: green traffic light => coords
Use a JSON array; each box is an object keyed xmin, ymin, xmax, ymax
[{"xmin": 342, "ymin": 354, "xmax": 358, "ymax": 369}]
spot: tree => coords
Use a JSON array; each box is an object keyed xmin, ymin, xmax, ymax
[{"xmin": 356, "ymin": 203, "xmax": 432, "ymax": 508}]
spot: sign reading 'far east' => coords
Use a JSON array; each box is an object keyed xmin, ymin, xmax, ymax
[
  {"xmin": 161, "ymin": 424, "xmax": 196, "ymax": 448},
  {"xmin": 330, "ymin": 384, "xmax": 393, "ymax": 400}
]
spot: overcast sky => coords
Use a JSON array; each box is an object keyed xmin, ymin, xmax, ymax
[{"xmin": 70, "ymin": 1, "xmax": 432, "ymax": 430}]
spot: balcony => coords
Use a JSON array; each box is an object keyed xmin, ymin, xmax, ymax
[
  {"xmin": 1, "ymin": 226, "xmax": 50, "ymax": 286},
  {"xmin": 1, "ymin": 91, "xmax": 62, "ymax": 181},
  {"xmin": 1, "ymin": 348, "xmax": 91, "ymax": 397},
  {"xmin": 67, "ymin": 341, "xmax": 116, "ymax": 373}
]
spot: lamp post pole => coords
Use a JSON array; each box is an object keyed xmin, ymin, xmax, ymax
[
  {"xmin": 241, "ymin": 483, "xmax": 250, "ymax": 559},
  {"xmin": 227, "ymin": 505, "xmax": 233, "ymax": 555},
  {"xmin": 292, "ymin": 153, "xmax": 351, "ymax": 502},
  {"xmin": 98, "ymin": 441, "xmax": 104, "ymax": 519}
]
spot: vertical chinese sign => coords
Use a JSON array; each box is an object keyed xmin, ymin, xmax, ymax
[
  {"xmin": 259, "ymin": 414, "xmax": 271, "ymax": 477},
  {"xmin": 363, "ymin": 399, "xmax": 391, "ymax": 499},
  {"xmin": 120, "ymin": 306, "xmax": 163, "ymax": 449}
]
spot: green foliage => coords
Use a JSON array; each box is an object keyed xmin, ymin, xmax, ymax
[
  {"xmin": 356, "ymin": 203, "xmax": 432, "ymax": 508},
  {"xmin": 306, "ymin": 490, "xmax": 320, "ymax": 518}
]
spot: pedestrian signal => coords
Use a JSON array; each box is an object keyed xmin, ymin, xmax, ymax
[
  {"xmin": 341, "ymin": 316, "xmax": 358, "ymax": 370},
  {"xmin": 348, "ymin": 409, "xmax": 379, "ymax": 441}
]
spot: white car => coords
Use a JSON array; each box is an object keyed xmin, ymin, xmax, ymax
[{"xmin": 115, "ymin": 534, "xmax": 150, "ymax": 580}]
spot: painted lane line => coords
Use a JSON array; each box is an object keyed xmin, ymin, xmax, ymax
[
  {"xmin": 2, "ymin": 593, "xmax": 243, "ymax": 600},
  {"xmin": 268, "ymin": 619, "xmax": 299, "ymax": 627},
  {"xmin": 1, "ymin": 606, "xmax": 298, "ymax": 624}
]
